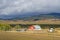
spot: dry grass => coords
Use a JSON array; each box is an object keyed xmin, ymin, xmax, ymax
[
  {"xmin": 0, "ymin": 30, "xmax": 60, "ymax": 40},
  {"xmin": 0, "ymin": 20, "xmax": 60, "ymax": 40},
  {"xmin": 0, "ymin": 20, "xmax": 60, "ymax": 24}
]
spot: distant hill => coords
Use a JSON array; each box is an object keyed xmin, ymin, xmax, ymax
[{"xmin": 0, "ymin": 13, "xmax": 60, "ymax": 20}]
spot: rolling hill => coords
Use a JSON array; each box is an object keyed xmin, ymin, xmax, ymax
[{"xmin": 0, "ymin": 13, "xmax": 60, "ymax": 20}]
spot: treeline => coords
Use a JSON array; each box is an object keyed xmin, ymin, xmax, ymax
[
  {"xmin": 0, "ymin": 24, "xmax": 22, "ymax": 31},
  {"xmin": 0, "ymin": 24, "xmax": 60, "ymax": 31}
]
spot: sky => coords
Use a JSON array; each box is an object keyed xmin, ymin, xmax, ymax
[{"xmin": 0, "ymin": 0, "xmax": 60, "ymax": 15}]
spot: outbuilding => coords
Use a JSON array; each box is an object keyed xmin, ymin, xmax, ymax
[{"xmin": 28, "ymin": 25, "xmax": 42, "ymax": 30}]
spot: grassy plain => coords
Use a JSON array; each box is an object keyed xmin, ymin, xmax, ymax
[
  {"xmin": 0, "ymin": 31, "xmax": 60, "ymax": 40},
  {"xmin": 0, "ymin": 20, "xmax": 60, "ymax": 40},
  {"xmin": 0, "ymin": 20, "xmax": 60, "ymax": 24}
]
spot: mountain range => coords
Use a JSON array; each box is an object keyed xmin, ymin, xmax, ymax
[{"xmin": 0, "ymin": 13, "xmax": 60, "ymax": 20}]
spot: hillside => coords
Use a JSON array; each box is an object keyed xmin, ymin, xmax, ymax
[{"xmin": 0, "ymin": 13, "xmax": 60, "ymax": 20}]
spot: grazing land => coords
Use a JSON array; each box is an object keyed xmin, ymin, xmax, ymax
[
  {"xmin": 0, "ymin": 31, "xmax": 60, "ymax": 40},
  {"xmin": 0, "ymin": 20, "xmax": 60, "ymax": 24},
  {"xmin": 0, "ymin": 20, "xmax": 60, "ymax": 40}
]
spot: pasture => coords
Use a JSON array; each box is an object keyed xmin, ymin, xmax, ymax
[
  {"xmin": 0, "ymin": 20, "xmax": 60, "ymax": 24},
  {"xmin": 0, "ymin": 20, "xmax": 60, "ymax": 40},
  {"xmin": 0, "ymin": 30, "xmax": 60, "ymax": 40}
]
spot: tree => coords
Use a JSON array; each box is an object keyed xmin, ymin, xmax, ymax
[
  {"xmin": 15, "ymin": 25, "xmax": 21, "ymax": 29},
  {"xmin": 0, "ymin": 24, "xmax": 11, "ymax": 31}
]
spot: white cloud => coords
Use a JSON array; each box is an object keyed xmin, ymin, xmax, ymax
[{"xmin": 0, "ymin": 0, "xmax": 60, "ymax": 15}]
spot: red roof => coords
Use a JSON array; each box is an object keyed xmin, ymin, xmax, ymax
[{"xmin": 29, "ymin": 25, "xmax": 35, "ymax": 30}]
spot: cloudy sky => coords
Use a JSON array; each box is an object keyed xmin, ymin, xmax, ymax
[{"xmin": 0, "ymin": 0, "xmax": 60, "ymax": 15}]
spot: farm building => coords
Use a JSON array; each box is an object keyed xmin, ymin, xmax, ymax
[{"xmin": 28, "ymin": 25, "xmax": 42, "ymax": 30}]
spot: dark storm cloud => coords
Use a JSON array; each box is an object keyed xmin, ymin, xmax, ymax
[{"xmin": 0, "ymin": 0, "xmax": 60, "ymax": 15}]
